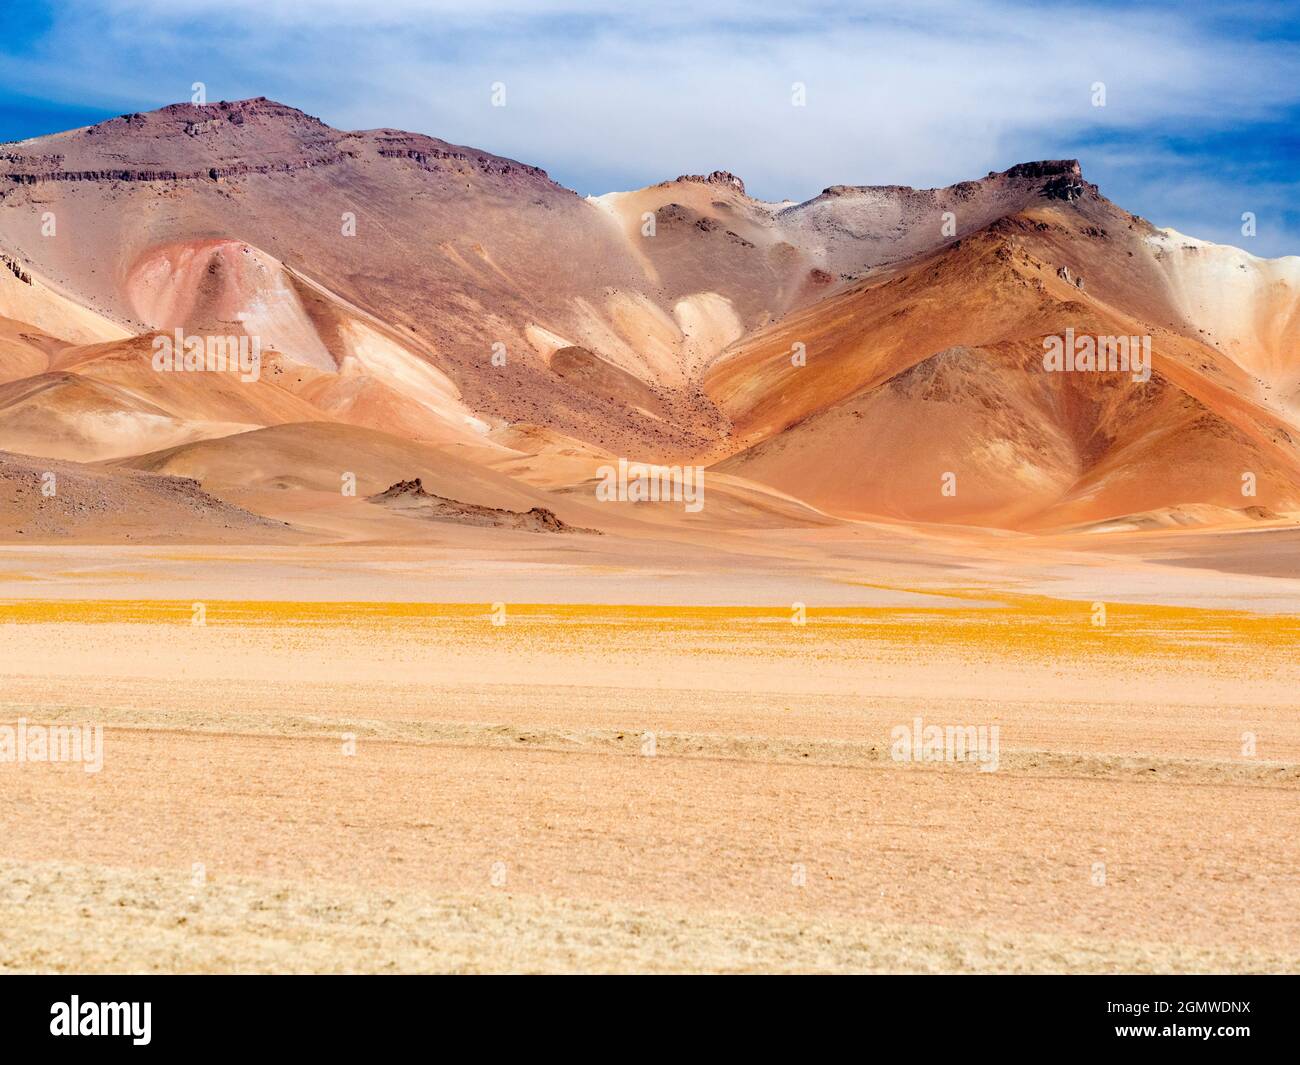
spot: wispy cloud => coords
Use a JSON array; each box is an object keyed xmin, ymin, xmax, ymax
[{"xmin": 3, "ymin": 0, "xmax": 1298, "ymax": 254}]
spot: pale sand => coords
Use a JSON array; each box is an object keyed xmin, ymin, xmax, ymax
[
  {"xmin": 1, "ymin": 577, "xmax": 1298, "ymax": 973},
  {"xmin": 3, "ymin": 860, "xmax": 1291, "ymax": 975}
]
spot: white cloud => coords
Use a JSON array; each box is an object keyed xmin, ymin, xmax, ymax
[{"xmin": 4, "ymin": 1, "xmax": 1298, "ymax": 250}]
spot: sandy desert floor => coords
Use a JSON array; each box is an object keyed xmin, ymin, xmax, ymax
[{"xmin": 1, "ymin": 535, "xmax": 1297, "ymax": 973}]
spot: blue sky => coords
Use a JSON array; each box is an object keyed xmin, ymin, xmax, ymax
[{"xmin": 2, "ymin": 0, "xmax": 1298, "ymax": 255}]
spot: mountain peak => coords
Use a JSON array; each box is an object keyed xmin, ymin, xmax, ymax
[
  {"xmin": 805, "ymin": 159, "xmax": 1090, "ymax": 207},
  {"xmin": 673, "ymin": 171, "xmax": 747, "ymax": 196},
  {"xmin": 1001, "ymin": 159, "xmax": 1082, "ymax": 181},
  {"xmin": 0, "ymin": 97, "xmax": 563, "ymax": 193},
  {"xmin": 998, "ymin": 159, "xmax": 1089, "ymax": 201},
  {"xmin": 161, "ymin": 96, "xmax": 324, "ymax": 123},
  {"xmin": 83, "ymin": 97, "xmax": 330, "ymax": 138}
]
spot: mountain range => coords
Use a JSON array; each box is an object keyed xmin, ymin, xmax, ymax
[{"xmin": 2, "ymin": 96, "xmax": 1297, "ymax": 541}]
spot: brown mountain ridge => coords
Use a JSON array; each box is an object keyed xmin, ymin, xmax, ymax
[{"xmin": 0, "ymin": 97, "xmax": 1297, "ymax": 538}]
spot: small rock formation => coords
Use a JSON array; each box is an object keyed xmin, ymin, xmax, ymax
[
  {"xmin": 1041, "ymin": 175, "xmax": 1087, "ymax": 201},
  {"xmin": 675, "ymin": 170, "xmax": 746, "ymax": 195},
  {"xmin": 0, "ymin": 252, "xmax": 31, "ymax": 284},
  {"xmin": 368, "ymin": 478, "xmax": 597, "ymax": 534}
]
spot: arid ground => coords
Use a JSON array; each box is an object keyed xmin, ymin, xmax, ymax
[{"xmin": 2, "ymin": 530, "xmax": 1297, "ymax": 973}]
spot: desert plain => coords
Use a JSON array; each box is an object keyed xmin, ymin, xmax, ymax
[{"xmin": 2, "ymin": 521, "xmax": 1298, "ymax": 973}]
